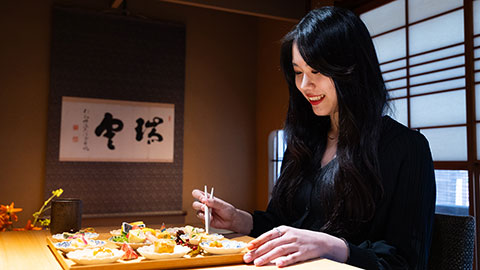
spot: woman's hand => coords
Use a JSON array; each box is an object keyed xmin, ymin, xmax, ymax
[
  {"xmin": 243, "ymin": 226, "xmax": 349, "ymax": 267},
  {"xmin": 191, "ymin": 189, "xmax": 253, "ymax": 235}
]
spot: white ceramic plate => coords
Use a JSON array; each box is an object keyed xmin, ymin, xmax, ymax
[
  {"xmin": 54, "ymin": 240, "xmax": 106, "ymax": 252},
  {"xmin": 66, "ymin": 248, "xmax": 124, "ymax": 265},
  {"xmin": 52, "ymin": 232, "xmax": 99, "ymax": 242},
  {"xmin": 137, "ymin": 245, "xmax": 191, "ymax": 259},
  {"xmin": 200, "ymin": 240, "xmax": 247, "ymax": 255}
]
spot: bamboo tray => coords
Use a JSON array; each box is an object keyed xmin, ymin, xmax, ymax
[{"xmin": 47, "ymin": 236, "xmax": 252, "ymax": 270}]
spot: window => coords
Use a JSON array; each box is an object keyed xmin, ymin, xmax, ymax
[
  {"xmin": 268, "ymin": 130, "xmax": 286, "ymax": 198},
  {"xmin": 360, "ymin": 0, "xmax": 474, "ymax": 217},
  {"xmin": 360, "ymin": 1, "xmax": 479, "ymax": 266}
]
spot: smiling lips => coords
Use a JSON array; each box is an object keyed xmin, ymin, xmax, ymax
[{"xmin": 307, "ymin": 94, "xmax": 325, "ymax": 105}]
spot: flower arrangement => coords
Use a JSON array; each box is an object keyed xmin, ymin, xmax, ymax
[
  {"xmin": 0, "ymin": 202, "xmax": 22, "ymax": 232},
  {"xmin": 0, "ymin": 188, "xmax": 63, "ymax": 231}
]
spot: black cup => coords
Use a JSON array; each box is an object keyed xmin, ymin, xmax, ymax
[{"xmin": 50, "ymin": 198, "xmax": 83, "ymax": 234}]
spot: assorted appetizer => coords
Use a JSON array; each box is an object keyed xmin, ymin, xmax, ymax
[
  {"xmin": 109, "ymin": 221, "xmax": 156, "ymax": 249},
  {"xmin": 51, "ymin": 228, "xmax": 99, "ymax": 242},
  {"xmin": 51, "ymin": 222, "xmax": 247, "ymax": 265},
  {"xmin": 54, "ymin": 237, "xmax": 106, "ymax": 252}
]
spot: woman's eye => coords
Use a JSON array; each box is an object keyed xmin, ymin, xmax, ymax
[
  {"xmin": 311, "ymin": 70, "xmax": 319, "ymax": 74},
  {"xmin": 294, "ymin": 71, "xmax": 302, "ymax": 75}
]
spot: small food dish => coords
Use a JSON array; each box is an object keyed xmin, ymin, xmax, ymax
[
  {"xmin": 66, "ymin": 247, "xmax": 124, "ymax": 265},
  {"xmin": 200, "ymin": 240, "xmax": 247, "ymax": 255},
  {"xmin": 54, "ymin": 239, "xmax": 106, "ymax": 252},
  {"xmin": 137, "ymin": 244, "xmax": 191, "ymax": 259},
  {"xmin": 52, "ymin": 232, "xmax": 99, "ymax": 242},
  {"xmin": 166, "ymin": 225, "xmax": 204, "ymax": 235},
  {"xmin": 179, "ymin": 232, "xmax": 224, "ymax": 245},
  {"xmin": 109, "ymin": 238, "xmax": 149, "ymax": 250}
]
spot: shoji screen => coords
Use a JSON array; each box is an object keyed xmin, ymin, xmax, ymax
[{"xmin": 361, "ymin": 0, "xmax": 470, "ymax": 215}]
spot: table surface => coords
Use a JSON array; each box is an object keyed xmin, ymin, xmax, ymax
[{"xmin": 0, "ymin": 229, "xmax": 361, "ymax": 270}]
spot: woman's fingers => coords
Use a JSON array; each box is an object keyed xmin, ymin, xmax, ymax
[
  {"xmin": 245, "ymin": 236, "xmax": 289, "ymax": 263},
  {"xmin": 192, "ymin": 200, "xmax": 204, "ymax": 211},
  {"xmin": 250, "ymin": 243, "xmax": 298, "ymax": 266},
  {"xmin": 274, "ymin": 252, "xmax": 303, "ymax": 267},
  {"xmin": 192, "ymin": 200, "xmax": 212, "ymax": 221},
  {"xmin": 192, "ymin": 189, "xmax": 217, "ymax": 206},
  {"xmin": 192, "ymin": 189, "xmax": 206, "ymax": 202},
  {"xmin": 247, "ymin": 226, "xmax": 285, "ymax": 250},
  {"xmin": 192, "ymin": 189, "xmax": 232, "ymax": 212}
]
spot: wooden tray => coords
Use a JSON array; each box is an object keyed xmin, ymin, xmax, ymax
[{"xmin": 47, "ymin": 236, "xmax": 252, "ymax": 270}]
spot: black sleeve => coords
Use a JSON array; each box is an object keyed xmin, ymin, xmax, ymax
[
  {"xmin": 347, "ymin": 130, "xmax": 436, "ymax": 270},
  {"xmin": 249, "ymin": 202, "xmax": 284, "ymax": 237}
]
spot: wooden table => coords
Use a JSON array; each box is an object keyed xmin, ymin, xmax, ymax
[{"xmin": 0, "ymin": 230, "xmax": 360, "ymax": 270}]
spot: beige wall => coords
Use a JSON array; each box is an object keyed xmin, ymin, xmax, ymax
[
  {"xmin": 0, "ymin": 0, "xmax": 292, "ymax": 228},
  {"xmin": 255, "ymin": 19, "xmax": 293, "ymax": 209}
]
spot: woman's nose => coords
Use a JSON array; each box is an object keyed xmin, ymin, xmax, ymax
[{"xmin": 300, "ymin": 73, "xmax": 313, "ymax": 90}]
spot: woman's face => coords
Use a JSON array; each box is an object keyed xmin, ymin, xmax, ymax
[{"xmin": 292, "ymin": 43, "xmax": 338, "ymax": 118}]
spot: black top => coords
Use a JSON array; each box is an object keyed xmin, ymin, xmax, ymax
[{"xmin": 249, "ymin": 116, "xmax": 436, "ymax": 270}]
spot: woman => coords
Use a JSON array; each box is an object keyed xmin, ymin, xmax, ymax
[{"xmin": 192, "ymin": 6, "xmax": 436, "ymax": 270}]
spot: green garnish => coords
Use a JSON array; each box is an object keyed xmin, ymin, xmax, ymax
[{"xmin": 110, "ymin": 235, "xmax": 128, "ymax": 242}]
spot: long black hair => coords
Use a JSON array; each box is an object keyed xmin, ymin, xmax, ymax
[{"xmin": 271, "ymin": 6, "xmax": 388, "ymax": 236}]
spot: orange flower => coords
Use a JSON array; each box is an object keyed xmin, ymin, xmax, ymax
[
  {"xmin": 3, "ymin": 202, "xmax": 22, "ymax": 222},
  {"xmin": 0, "ymin": 213, "xmax": 13, "ymax": 231},
  {"xmin": 0, "ymin": 202, "xmax": 23, "ymax": 231}
]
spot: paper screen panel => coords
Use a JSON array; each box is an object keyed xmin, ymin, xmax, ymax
[
  {"xmin": 372, "ymin": 29, "xmax": 406, "ymax": 63},
  {"xmin": 411, "ymin": 78, "xmax": 465, "ymax": 96},
  {"xmin": 410, "ymin": 90, "xmax": 466, "ymax": 127},
  {"xmin": 409, "ymin": 10, "xmax": 464, "ymax": 56},
  {"xmin": 383, "ymin": 68, "xmax": 406, "ymax": 81},
  {"xmin": 476, "ymin": 85, "xmax": 480, "ymax": 120},
  {"xmin": 380, "ymin": 59, "xmax": 406, "ymax": 72},
  {"xmin": 408, "ymin": 0, "xmax": 462, "ymax": 23},
  {"xmin": 360, "ymin": 0, "xmax": 405, "ymax": 36},
  {"xmin": 410, "ymin": 67, "xmax": 465, "ymax": 86},
  {"xmin": 474, "ymin": 0, "xmax": 480, "ymax": 35},
  {"xmin": 410, "ymin": 45, "xmax": 464, "ymax": 66},
  {"xmin": 420, "ymin": 127, "xmax": 467, "ymax": 161},
  {"xmin": 477, "ymin": 123, "xmax": 480, "ymax": 160},
  {"xmin": 386, "ymin": 78, "xmax": 407, "ymax": 90},
  {"xmin": 389, "ymin": 89, "xmax": 407, "ymax": 99},
  {"xmin": 410, "ymin": 56, "xmax": 464, "ymax": 76}
]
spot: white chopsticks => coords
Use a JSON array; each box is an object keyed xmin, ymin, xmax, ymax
[{"xmin": 204, "ymin": 185, "xmax": 214, "ymax": 234}]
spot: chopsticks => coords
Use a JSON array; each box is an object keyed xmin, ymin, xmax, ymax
[{"xmin": 204, "ymin": 185, "xmax": 214, "ymax": 234}]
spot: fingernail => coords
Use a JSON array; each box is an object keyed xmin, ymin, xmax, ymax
[
  {"xmin": 247, "ymin": 243, "xmax": 255, "ymax": 250},
  {"xmin": 243, "ymin": 253, "xmax": 252, "ymax": 262},
  {"xmin": 254, "ymin": 258, "xmax": 264, "ymax": 265}
]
